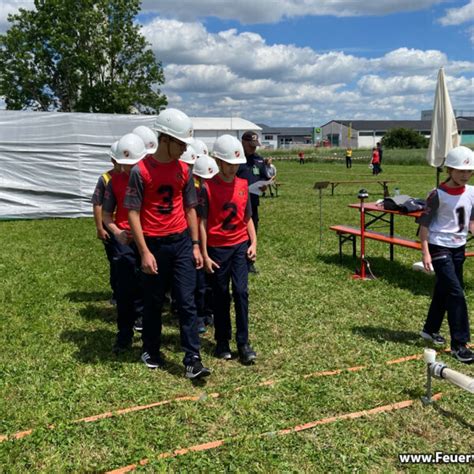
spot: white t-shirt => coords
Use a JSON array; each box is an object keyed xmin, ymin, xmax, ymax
[{"xmin": 418, "ymin": 183, "xmax": 474, "ymax": 248}]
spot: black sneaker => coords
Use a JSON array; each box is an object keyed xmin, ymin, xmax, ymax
[
  {"xmin": 238, "ymin": 343, "xmax": 257, "ymax": 365},
  {"xmin": 420, "ymin": 330, "xmax": 446, "ymax": 346},
  {"xmin": 141, "ymin": 352, "xmax": 164, "ymax": 369},
  {"xmin": 133, "ymin": 316, "xmax": 143, "ymax": 332},
  {"xmin": 112, "ymin": 340, "xmax": 131, "ymax": 355},
  {"xmin": 451, "ymin": 345, "xmax": 474, "ymax": 363},
  {"xmin": 185, "ymin": 357, "xmax": 211, "ymax": 379},
  {"xmin": 214, "ymin": 341, "xmax": 232, "ymax": 360}
]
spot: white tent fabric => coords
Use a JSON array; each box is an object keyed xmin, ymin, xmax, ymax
[
  {"xmin": 0, "ymin": 111, "xmax": 260, "ymax": 219},
  {"xmin": 426, "ymin": 68, "xmax": 460, "ymax": 168}
]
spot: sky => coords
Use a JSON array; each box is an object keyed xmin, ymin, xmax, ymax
[{"xmin": 1, "ymin": 0, "xmax": 473, "ymax": 127}]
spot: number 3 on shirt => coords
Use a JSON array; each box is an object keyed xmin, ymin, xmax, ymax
[
  {"xmin": 222, "ymin": 202, "xmax": 237, "ymax": 230},
  {"xmin": 157, "ymin": 185, "xmax": 174, "ymax": 214}
]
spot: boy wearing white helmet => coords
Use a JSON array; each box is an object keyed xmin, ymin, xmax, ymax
[
  {"xmin": 124, "ymin": 108, "xmax": 211, "ymax": 380},
  {"xmin": 193, "ymin": 152, "xmax": 219, "ymax": 333},
  {"xmin": 91, "ymin": 140, "xmax": 120, "ymax": 304},
  {"xmin": 418, "ymin": 146, "xmax": 474, "ymax": 363},
  {"xmin": 102, "ymin": 133, "xmax": 147, "ymax": 353},
  {"xmin": 132, "ymin": 126, "xmax": 158, "ymax": 155},
  {"xmin": 199, "ymin": 135, "xmax": 258, "ymax": 364}
]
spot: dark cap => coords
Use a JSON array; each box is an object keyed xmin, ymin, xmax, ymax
[{"xmin": 241, "ymin": 131, "xmax": 261, "ymax": 146}]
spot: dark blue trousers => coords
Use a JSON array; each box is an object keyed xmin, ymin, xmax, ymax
[
  {"xmin": 109, "ymin": 236, "xmax": 143, "ymax": 345},
  {"xmin": 103, "ymin": 237, "xmax": 117, "ymax": 300},
  {"xmin": 208, "ymin": 242, "xmax": 249, "ymax": 346},
  {"xmin": 424, "ymin": 244, "xmax": 471, "ymax": 348},
  {"xmin": 141, "ymin": 234, "xmax": 200, "ymax": 365},
  {"xmin": 196, "ymin": 268, "xmax": 213, "ymax": 322}
]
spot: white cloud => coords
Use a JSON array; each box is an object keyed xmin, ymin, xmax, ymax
[
  {"xmin": 374, "ymin": 48, "xmax": 447, "ymax": 73},
  {"xmin": 140, "ymin": 0, "xmax": 445, "ymax": 24},
  {"xmin": 0, "ymin": 0, "xmax": 34, "ymax": 32},
  {"xmin": 439, "ymin": 0, "xmax": 474, "ymax": 25}
]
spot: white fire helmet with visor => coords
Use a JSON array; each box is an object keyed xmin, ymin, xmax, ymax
[
  {"xmin": 179, "ymin": 145, "xmax": 197, "ymax": 165},
  {"xmin": 115, "ymin": 133, "xmax": 147, "ymax": 165},
  {"xmin": 132, "ymin": 126, "xmax": 158, "ymax": 154},
  {"xmin": 108, "ymin": 140, "xmax": 119, "ymax": 160},
  {"xmin": 193, "ymin": 155, "xmax": 219, "ymax": 179},
  {"xmin": 445, "ymin": 146, "xmax": 474, "ymax": 170},
  {"xmin": 211, "ymin": 135, "xmax": 246, "ymax": 164},
  {"xmin": 153, "ymin": 108, "xmax": 194, "ymax": 145}
]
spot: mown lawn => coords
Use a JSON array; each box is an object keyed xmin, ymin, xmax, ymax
[{"xmin": 1, "ymin": 159, "xmax": 473, "ymax": 472}]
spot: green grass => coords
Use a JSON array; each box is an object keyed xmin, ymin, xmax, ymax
[{"xmin": 1, "ymin": 160, "xmax": 473, "ymax": 472}]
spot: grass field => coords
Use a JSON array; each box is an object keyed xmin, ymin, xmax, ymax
[{"xmin": 1, "ymin": 159, "xmax": 473, "ymax": 472}]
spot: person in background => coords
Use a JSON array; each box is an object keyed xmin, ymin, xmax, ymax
[
  {"xmin": 417, "ymin": 146, "xmax": 474, "ymax": 364},
  {"xmin": 376, "ymin": 141, "xmax": 383, "ymax": 164},
  {"xmin": 193, "ymin": 149, "xmax": 219, "ymax": 333},
  {"xmin": 345, "ymin": 147, "xmax": 352, "ymax": 169},
  {"xmin": 238, "ymin": 131, "xmax": 266, "ymax": 273},
  {"xmin": 298, "ymin": 151, "xmax": 305, "ymax": 164},
  {"xmin": 371, "ymin": 147, "xmax": 380, "ymax": 175},
  {"xmin": 91, "ymin": 141, "xmax": 120, "ymax": 305},
  {"xmin": 263, "ymin": 157, "xmax": 277, "ymax": 198},
  {"xmin": 102, "ymin": 133, "xmax": 146, "ymax": 354}
]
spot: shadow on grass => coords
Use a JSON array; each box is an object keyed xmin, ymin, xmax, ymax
[
  {"xmin": 319, "ymin": 254, "xmax": 433, "ymax": 296},
  {"xmin": 60, "ymin": 328, "xmax": 211, "ymax": 380},
  {"xmin": 432, "ymin": 403, "xmax": 474, "ymax": 431},
  {"xmin": 79, "ymin": 304, "xmax": 116, "ymax": 323},
  {"xmin": 352, "ymin": 325, "xmax": 423, "ymax": 347},
  {"xmin": 65, "ymin": 291, "xmax": 111, "ymax": 303}
]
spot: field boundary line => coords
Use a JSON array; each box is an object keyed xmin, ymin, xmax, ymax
[
  {"xmin": 106, "ymin": 393, "xmax": 443, "ymax": 473},
  {"xmin": 0, "ymin": 350, "xmax": 445, "ymax": 443}
]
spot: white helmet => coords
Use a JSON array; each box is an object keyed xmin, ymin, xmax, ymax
[
  {"xmin": 211, "ymin": 135, "xmax": 246, "ymax": 164},
  {"xmin": 108, "ymin": 140, "xmax": 119, "ymax": 160},
  {"xmin": 132, "ymin": 126, "xmax": 158, "ymax": 154},
  {"xmin": 445, "ymin": 146, "xmax": 474, "ymax": 170},
  {"xmin": 115, "ymin": 133, "xmax": 147, "ymax": 165},
  {"xmin": 153, "ymin": 108, "xmax": 194, "ymax": 145},
  {"xmin": 179, "ymin": 145, "xmax": 197, "ymax": 165},
  {"xmin": 193, "ymin": 155, "xmax": 219, "ymax": 179},
  {"xmin": 192, "ymin": 139, "xmax": 209, "ymax": 158}
]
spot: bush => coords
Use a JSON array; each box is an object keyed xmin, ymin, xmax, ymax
[{"xmin": 381, "ymin": 128, "xmax": 429, "ymax": 149}]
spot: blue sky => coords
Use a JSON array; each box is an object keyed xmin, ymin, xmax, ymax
[{"xmin": 2, "ymin": 0, "xmax": 473, "ymax": 126}]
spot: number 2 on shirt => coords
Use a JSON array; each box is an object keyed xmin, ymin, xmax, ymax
[{"xmin": 222, "ymin": 202, "xmax": 237, "ymax": 230}]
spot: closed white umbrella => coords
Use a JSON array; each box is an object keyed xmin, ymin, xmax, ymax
[{"xmin": 426, "ymin": 67, "xmax": 460, "ymax": 168}]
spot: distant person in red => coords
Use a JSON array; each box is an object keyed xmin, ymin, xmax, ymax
[
  {"xmin": 298, "ymin": 151, "xmax": 305, "ymax": 164},
  {"xmin": 371, "ymin": 147, "xmax": 381, "ymax": 175},
  {"xmin": 199, "ymin": 135, "xmax": 257, "ymax": 365}
]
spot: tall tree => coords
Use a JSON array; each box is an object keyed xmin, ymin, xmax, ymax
[{"xmin": 0, "ymin": 0, "xmax": 167, "ymax": 113}]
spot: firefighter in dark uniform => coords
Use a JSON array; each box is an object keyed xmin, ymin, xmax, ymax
[{"xmin": 238, "ymin": 131, "xmax": 267, "ymax": 273}]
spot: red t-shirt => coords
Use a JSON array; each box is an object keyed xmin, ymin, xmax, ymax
[
  {"xmin": 201, "ymin": 175, "xmax": 252, "ymax": 247},
  {"xmin": 124, "ymin": 156, "xmax": 197, "ymax": 237},
  {"xmin": 371, "ymin": 150, "xmax": 380, "ymax": 164},
  {"xmin": 102, "ymin": 171, "xmax": 131, "ymax": 231}
]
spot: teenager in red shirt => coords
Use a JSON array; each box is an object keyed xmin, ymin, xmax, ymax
[
  {"xmin": 102, "ymin": 134, "xmax": 147, "ymax": 353},
  {"xmin": 371, "ymin": 147, "xmax": 380, "ymax": 175},
  {"xmin": 200, "ymin": 135, "xmax": 257, "ymax": 364},
  {"xmin": 124, "ymin": 108, "xmax": 211, "ymax": 380}
]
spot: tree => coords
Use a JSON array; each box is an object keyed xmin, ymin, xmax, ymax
[
  {"xmin": 381, "ymin": 128, "xmax": 429, "ymax": 149},
  {"xmin": 0, "ymin": 0, "xmax": 167, "ymax": 113}
]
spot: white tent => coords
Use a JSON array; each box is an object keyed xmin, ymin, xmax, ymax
[{"xmin": 0, "ymin": 111, "xmax": 260, "ymax": 219}]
